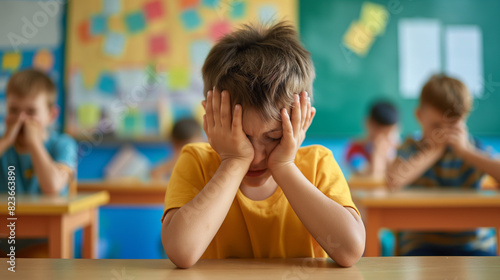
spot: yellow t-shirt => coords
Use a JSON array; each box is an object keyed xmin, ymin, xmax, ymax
[{"xmin": 162, "ymin": 143, "xmax": 359, "ymax": 258}]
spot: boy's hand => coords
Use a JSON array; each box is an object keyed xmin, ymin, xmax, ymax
[
  {"xmin": 23, "ymin": 119, "xmax": 44, "ymax": 149},
  {"xmin": 203, "ymin": 89, "xmax": 254, "ymax": 165},
  {"xmin": 446, "ymin": 122, "xmax": 472, "ymax": 155},
  {"xmin": 268, "ymin": 91, "xmax": 315, "ymax": 172},
  {"xmin": 2, "ymin": 113, "xmax": 26, "ymax": 146}
]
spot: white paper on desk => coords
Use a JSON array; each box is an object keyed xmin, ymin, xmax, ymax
[
  {"xmin": 398, "ymin": 19, "xmax": 442, "ymax": 98},
  {"xmin": 445, "ymin": 25, "xmax": 483, "ymax": 97}
]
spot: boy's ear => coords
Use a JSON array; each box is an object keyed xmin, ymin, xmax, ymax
[
  {"xmin": 415, "ymin": 106, "xmax": 422, "ymax": 123},
  {"xmin": 201, "ymin": 100, "xmax": 206, "ymax": 111},
  {"xmin": 49, "ymin": 104, "xmax": 60, "ymax": 123}
]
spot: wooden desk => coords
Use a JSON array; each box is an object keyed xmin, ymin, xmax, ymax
[
  {"xmin": 1, "ymin": 257, "xmax": 499, "ymax": 279},
  {"xmin": 0, "ymin": 191, "xmax": 109, "ymax": 258},
  {"xmin": 78, "ymin": 180, "xmax": 167, "ymax": 204},
  {"xmin": 348, "ymin": 176, "xmax": 386, "ymax": 190},
  {"xmin": 352, "ymin": 189, "xmax": 500, "ymax": 256}
]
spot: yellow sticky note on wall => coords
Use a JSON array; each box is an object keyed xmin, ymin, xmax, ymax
[
  {"xmin": 359, "ymin": 2, "xmax": 389, "ymax": 36},
  {"xmin": 169, "ymin": 68, "xmax": 190, "ymax": 90},
  {"xmin": 2, "ymin": 52, "xmax": 22, "ymax": 71},
  {"xmin": 343, "ymin": 21, "xmax": 375, "ymax": 56},
  {"xmin": 77, "ymin": 104, "xmax": 101, "ymax": 129}
]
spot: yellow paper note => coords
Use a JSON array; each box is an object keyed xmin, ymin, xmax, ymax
[
  {"xmin": 2, "ymin": 52, "xmax": 22, "ymax": 71},
  {"xmin": 360, "ymin": 2, "xmax": 389, "ymax": 36},
  {"xmin": 343, "ymin": 21, "xmax": 375, "ymax": 56},
  {"xmin": 77, "ymin": 104, "xmax": 101, "ymax": 129},
  {"xmin": 168, "ymin": 67, "xmax": 190, "ymax": 90}
]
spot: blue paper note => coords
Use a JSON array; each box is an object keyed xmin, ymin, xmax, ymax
[
  {"xmin": 190, "ymin": 40, "xmax": 211, "ymax": 66},
  {"xmin": 202, "ymin": 0, "xmax": 219, "ymax": 9},
  {"xmin": 144, "ymin": 112, "xmax": 159, "ymax": 133},
  {"xmin": 103, "ymin": 0, "xmax": 121, "ymax": 15},
  {"xmin": 125, "ymin": 11, "xmax": 146, "ymax": 34},
  {"xmin": 90, "ymin": 14, "xmax": 108, "ymax": 35},
  {"xmin": 98, "ymin": 73, "xmax": 117, "ymax": 95},
  {"xmin": 231, "ymin": 1, "xmax": 246, "ymax": 19},
  {"xmin": 181, "ymin": 9, "xmax": 201, "ymax": 31},
  {"xmin": 104, "ymin": 32, "xmax": 126, "ymax": 57},
  {"xmin": 258, "ymin": 5, "xmax": 277, "ymax": 23}
]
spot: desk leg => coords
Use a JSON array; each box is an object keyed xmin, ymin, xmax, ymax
[
  {"xmin": 83, "ymin": 209, "xmax": 98, "ymax": 258},
  {"xmin": 49, "ymin": 215, "xmax": 72, "ymax": 258},
  {"xmin": 364, "ymin": 208, "xmax": 381, "ymax": 257}
]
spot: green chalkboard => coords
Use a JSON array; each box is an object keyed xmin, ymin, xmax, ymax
[{"xmin": 299, "ymin": 0, "xmax": 500, "ymax": 137}]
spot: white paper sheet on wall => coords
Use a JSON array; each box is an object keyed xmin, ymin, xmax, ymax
[
  {"xmin": 445, "ymin": 25, "xmax": 483, "ymax": 97},
  {"xmin": 398, "ymin": 19, "xmax": 442, "ymax": 98}
]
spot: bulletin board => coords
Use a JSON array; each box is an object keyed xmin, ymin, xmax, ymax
[
  {"xmin": 0, "ymin": 0, "xmax": 65, "ymax": 134},
  {"xmin": 65, "ymin": 0, "xmax": 297, "ymax": 141}
]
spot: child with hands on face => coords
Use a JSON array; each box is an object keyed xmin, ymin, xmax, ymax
[
  {"xmin": 387, "ymin": 74, "xmax": 500, "ymax": 256},
  {"xmin": 0, "ymin": 69, "xmax": 77, "ymax": 195},
  {"xmin": 160, "ymin": 22, "xmax": 365, "ymax": 268}
]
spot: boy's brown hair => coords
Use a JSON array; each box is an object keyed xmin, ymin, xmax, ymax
[
  {"xmin": 202, "ymin": 21, "xmax": 315, "ymax": 121},
  {"xmin": 420, "ymin": 74, "xmax": 472, "ymax": 119},
  {"xmin": 6, "ymin": 69, "xmax": 57, "ymax": 107}
]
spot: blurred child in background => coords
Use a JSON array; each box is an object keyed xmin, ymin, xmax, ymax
[
  {"xmin": 150, "ymin": 118, "xmax": 203, "ymax": 181},
  {"xmin": 387, "ymin": 74, "xmax": 500, "ymax": 256},
  {"xmin": 346, "ymin": 101, "xmax": 399, "ymax": 180}
]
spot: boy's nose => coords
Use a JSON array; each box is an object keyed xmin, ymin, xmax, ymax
[{"xmin": 251, "ymin": 143, "xmax": 267, "ymax": 168}]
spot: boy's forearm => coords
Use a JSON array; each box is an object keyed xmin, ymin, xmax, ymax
[
  {"xmin": 272, "ymin": 164, "xmax": 365, "ymax": 267},
  {"xmin": 163, "ymin": 159, "xmax": 249, "ymax": 267},
  {"xmin": 29, "ymin": 141, "xmax": 68, "ymax": 195},
  {"xmin": 386, "ymin": 148, "xmax": 442, "ymax": 190},
  {"xmin": 459, "ymin": 148, "xmax": 500, "ymax": 183}
]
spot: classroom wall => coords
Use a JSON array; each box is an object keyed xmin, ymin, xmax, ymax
[{"xmin": 300, "ymin": 0, "xmax": 500, "ymax": 137}]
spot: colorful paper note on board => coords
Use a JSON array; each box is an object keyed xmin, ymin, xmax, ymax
[
  {"xmin": 343, "ymin": 21, "xmax": 375, "ymax": 56},
  {"xmin": 98, "ymin": 73, "xmax": 117, "ymax": 96},
  {"xmin": 78, "ymin": 20, "xmax": 93, "ymax": 43},
  {"xmin": 190, "ymin": 40, "xmax": 211, "ymax": 66},
  {"xmin": 77, "ymin": 104, "xmax": 101, "ymax": 129},
  {"xmin": 103, "ymin": 0, "xmax": 121, "ymax": 15},
  {"xmin": 210, "ymin": 21, "xmax": 231, "ymax": 41},
  {"xmin": 169, "ymin": 68, "xmax": 190, "ymax": 90},
  {"xmin": 181, "ymin": 0, "xmax": 200, "ymax": 10},
  {"xmin": 143, "ymin": 0, "xmax": 164, "ymax": 21},
  {"xmin": 104, "ymin": 32, "xmax": 126, "ymax": 57},
  {"xmin": 33, "ymin": 50, "xmax": 55, "ymax": 72},
  {"xmin": 1, "ymin": 52, "xmax": 22, "ymax": 71},
  {"xmin": 90, "ymin": 14, "xmax": 108, "ymax": 35},
  {"xmin": 125, "ymin": 11, "xmax": 146, "ymax": 34},
  {"xmin": 230, "ymin": 1, "xmax": 246, "ymax": 19},
  {"xmin": 259, "ymin": 4, "xmax": 278, "ymax": 23},
  {"xmin": 181, "ymin": 9, "xmax": 202, "ymax": 31},
  {"xmin": 202, "ymin": 0, "xmax": 219, "ymax": 9},
  {"xmin": 359, "ymin": 2, "xmax": 389, "ymax": 36},
  {"xmin": 149, "ymin": 34, "xmax": 168, "ymax": 56}
]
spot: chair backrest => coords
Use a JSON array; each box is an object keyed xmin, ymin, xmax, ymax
[{"xmin": 68, "ymin": 176, "xmax": 77, "ymax": 196}]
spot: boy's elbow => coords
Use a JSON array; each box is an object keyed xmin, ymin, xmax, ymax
[
  {"xmin": 329, "ymin": 241, "xmax": 364, "ymax": 268},
  {"xmin": 165, "ymin": 245, "xmax": 200, "ymax": 269}
]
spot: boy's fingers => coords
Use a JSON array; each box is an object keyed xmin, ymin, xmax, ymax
[
  {"xmin": 203, "ymin": 114, "xmax": 209, "ymax": 136},
  {"xmin": 282, "ymin": 108, "xmax": 293, "ymax": 139},
  {"xmin": 300, "ymin": 92, "xmax": 308, "ymax": 128},
  {"xmin": 213, "ymin": 88, "xmax": 221, "ymax": 126},
  {"xmin": 303, "ymin": 96, "xmax": 311, "ymax": 130},
  {"xmin": 232, "ymin": 104, "xmax": 242, "ymax": 133},
  {"xmin": 291, "ymin": 94, "xmax": 301, "ymax": 136},
  {"xmin": 206, "ymin": 90, "xmax": 215, "ymax": 128},
  {"xmin": 221, "ymin": 91, "xmax": 231, "ymax": 128}
]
